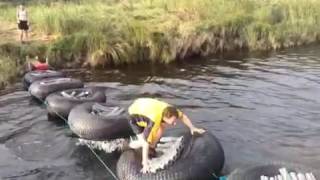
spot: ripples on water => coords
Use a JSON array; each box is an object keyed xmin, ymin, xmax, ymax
[{"xmin": 0, "ymin": 45, "xmax": 320, "ymax": 179}]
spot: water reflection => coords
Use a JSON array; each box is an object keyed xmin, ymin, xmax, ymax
[{"xmin": 0, "ymin": 45, "xmax": 320, "ymax": 179}]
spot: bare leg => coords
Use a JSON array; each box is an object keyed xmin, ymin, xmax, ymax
[
  {"xmin": 129, "ymin": 133, "xmax": 145, "ymax": 149},
  {"xmin": 25, "ymin": 30, "xmax": 28, "ymax": 42},
  {"xmin": 20, "ymin": 30, "xmax": 23, "ymax": 43},
  {"xmin": 27, "ymin": 62, "xmax": 32, "ymax": 71},
  {"xmin": 150, "ymin": 126, "xmax": 164, "ymax": 149}
]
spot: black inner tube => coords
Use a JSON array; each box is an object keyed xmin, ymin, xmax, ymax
[
  {"xmin": 23, "ymin": 70, "xmax": 65, "ymax": 90},
  {"xmin": 46, "ymin": 87, "xmax": 106, "ymax": 120},
  {"xmin": 68, "ymin": 102, "xmax": 134, "ymax": 141},
  {"xmin": 61, "ymin": 90, "xmax": 90, "ymax": 99},
  {"xmin": 227, "ymin": 163, "xmax": 319, "ymax": 180},
  {"xmin": 116, "ymin": 131, "xmax": 225, "ymax": 180},
  {"xmin": 29, "ymin": 78, "xmax": 84, "ymax": 101}
]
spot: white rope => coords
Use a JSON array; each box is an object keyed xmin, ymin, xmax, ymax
[
  {"xmin": 87, "ymin": 147, "xmax": 119, "ymax": 180},
  {"xmin": 77, "ymin": 138, "xmax": 127, "ymax": 153},
  {"xmin": 32, "ymin": 94, "xmax": 119, "ymax": 180},
  {"xmin": 79, "ymin": 135, "xmax": 184, "ymax": 174}
]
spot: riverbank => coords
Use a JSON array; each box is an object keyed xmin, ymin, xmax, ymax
[{"xmin": 0, "ymin": 0, "xmax": 320, "ymax": 88}]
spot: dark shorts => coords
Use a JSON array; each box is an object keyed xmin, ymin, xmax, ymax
[
  {"xmin": 128, "ymin": 115, "xmax": 157, "ymax": 149},
  {"xmin": 18, "ymin": 20, "xmax": 29, "ymax": 31},
  {"xmin": 128, "ymin": 114, "xmax": 155, "ymax": 139},
  {"xmin": 128, "ymin": 114, "xmax": 146, "ymax": 135}
]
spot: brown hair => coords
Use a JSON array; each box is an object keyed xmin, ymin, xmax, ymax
[
  {"xmin": 163, "ymin": 106, "xmax": 179, "ymax": 118},
  {"xmin": 38, "ymin": 57, "xmax": 46, "ymax": 63}
]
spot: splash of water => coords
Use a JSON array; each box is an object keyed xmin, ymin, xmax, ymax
[
  {"xmin": 76, "ymin": 136, "xmax": 184, "ymax": 173},
  {"xmin": 77, "ymin": 138, "xmax": 127, "ymax": 153}
]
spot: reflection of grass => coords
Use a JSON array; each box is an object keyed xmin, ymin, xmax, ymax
[
  {"xmin": 0, "ymin": 0, "xmax": 320, "ymax": 68},
  {"xmin": 0, "ymin": 55, "xmax": 19, "ymax": 89},
  {"xmin": 0, "ymin": 42, "xmax": 50, "ymax": 89}
]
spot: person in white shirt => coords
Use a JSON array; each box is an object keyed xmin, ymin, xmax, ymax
[{"xmin": 16, "ymin": 4, "xmax": 29, "ymax": 43}]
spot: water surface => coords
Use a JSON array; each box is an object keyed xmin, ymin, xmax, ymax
[{"xmin": 0, "ymin": 45, "xmax": 320, "ymax": 179}]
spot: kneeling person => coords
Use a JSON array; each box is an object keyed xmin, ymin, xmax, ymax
[
  {"xmin": 128, "ymin": 98, "xmax": 205, "ymax": 173},
  {"xmin": 26, "ymin": 55, "xmax": 50, "ymax": 71}
]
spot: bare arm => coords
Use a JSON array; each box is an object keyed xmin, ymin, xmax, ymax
[
  {"xmin": 142, "ymin": 140, "xmax": 149, "ymax": 167},
  {"xmin": 141, "ymin": 119, "xmax": 154, "ymax": 172},
  {"xmin": 180, "ymin": 113, "xmax": 206, "ymax": 134},
  {"xmin": 130, "ymin": 115, "xmax": 153, "ymax": 173},
  {"xmin": 16, "ymin": 9, "xmax": 19, "ymax": 22},
  {"xmin": 180, "ymin": 113, "xmax": 194, "ymax": 129},
  {"xmin": 26, "ymin": 10, "xmax": 29, "ymax": 25},
  {"xmin": 138, "ymin": 133, "xmax": 149, "ymax": 173}
]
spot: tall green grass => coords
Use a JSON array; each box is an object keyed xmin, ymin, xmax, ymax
[
  {"xmin": 1, "ymin": 0, "xmax": 320, "ymax": 68},
  {"xmin": 0, "ymin": 42, "xmax": 50, "ymax": 89},
  {"xmin": 0, "ymin": 55, "xmax": 19, "ymax": 88}
]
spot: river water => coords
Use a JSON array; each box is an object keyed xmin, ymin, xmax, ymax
[{"xmin": 0, "ymin": 45, "xmax": 319, "ymax": 179}]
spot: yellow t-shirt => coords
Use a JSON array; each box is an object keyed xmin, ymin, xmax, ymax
[{"xmin": 128, "ymin": 98, "xmax": 182, "ymax": 143}]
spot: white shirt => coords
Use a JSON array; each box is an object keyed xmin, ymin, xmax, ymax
[{"xmin": 17, "ymin": 9, "xmax": 28, "ymax": 21}]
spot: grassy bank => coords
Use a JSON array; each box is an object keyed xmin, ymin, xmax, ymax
[
  {"xmin": 0, "ymin": 0, "xmax": 320, "ymax": 87},
  {"xmin": 0, "ymin": 55, "xmax": 20, "ymax": 89}
]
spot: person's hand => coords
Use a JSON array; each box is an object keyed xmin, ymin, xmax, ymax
[
  {"xmin": 190, "ymin": 127, "xmax": 206, "ymax": 135},
  {"xmin": 141, "ymin": 160, "xmax": 150, "ymax": 173},
  {"xmin": 141, "ymin": 165, "xmax": 149, "ymax": 174}
]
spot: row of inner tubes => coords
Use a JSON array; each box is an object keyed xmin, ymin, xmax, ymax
[
  {"xmin": 22, "ymin": 70, "xmax": 318, "ymax": 180},
  {"xmin": 23, "ymin": 70, "xmax": 65, "ymax": 90},
  {"xmin": 23, "ymin": 70, "xmax": 226, "ymax": 179},
  {"xmin": 69, "ymin": 103, "xmax": 319, "ymax": 180},
  {"xmin": 70, "ymin": 102, "xmax": 226, "ymax": 179}
]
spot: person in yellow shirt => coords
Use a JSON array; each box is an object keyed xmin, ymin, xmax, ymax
[{"xmin": 128, "ymin": 98, "xmax": 206, "ymax": 173}]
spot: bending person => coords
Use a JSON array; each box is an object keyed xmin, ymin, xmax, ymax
[{"xmin": 127, "ymin": 97, "xmax": 205, "ymax": 173}]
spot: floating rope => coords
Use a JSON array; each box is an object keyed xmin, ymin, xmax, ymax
[{"xmin": 31, "ymin": 93, "xmax": 119, "ymax": 180}]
